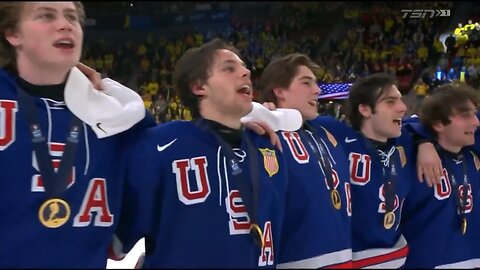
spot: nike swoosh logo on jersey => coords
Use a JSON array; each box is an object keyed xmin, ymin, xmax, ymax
[
  {"xmin": 345, "ymin": 137, "xmax": 357, "ymax": 143},
  {"xmin": 96, "ymin": 122, "xmax": 107, "ymax": 134},
  {"xmin": 157, "ymin": 138, "xmax": 178, "ymax": 152}
]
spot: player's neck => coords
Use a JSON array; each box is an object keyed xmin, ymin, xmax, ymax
[
  {"xmin": 360, "ymin": 124, "xmax": 388, "ymax": 143},
  {"xmin": 200, "ymin": 106, "xmax": 242, "ymax": 130},
  {"xmin": 437, "ymin": 137, "xmax": 462, "ymax": 154},
  {"xmin": 16, "ymin": 58, "xmax": 69, "ymax": 85}
]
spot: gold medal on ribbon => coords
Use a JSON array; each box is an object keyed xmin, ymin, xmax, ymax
[
  {"xmin": 330, "ymin": 189, "xmax": 341, "ymax": 210},
  {"xmin": 461, "ymin": 218, "xmax": 467, "ymax": 235},
  {"xmin": 383, "ymin": 212, "xmax": 395, "ymax": 230},
  {"xmin": 38, "ymin": 198, "xmax": 70, "ymax": 228},
  {"xmin": 250, "ymin": 223, "xmax": 264, "ymax": 249}
]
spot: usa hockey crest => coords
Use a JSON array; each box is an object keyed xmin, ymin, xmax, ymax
[{"xmin": 259, "ymin": 148, "xmax": 279, "ymax": 177}]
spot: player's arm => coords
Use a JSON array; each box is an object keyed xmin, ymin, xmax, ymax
[
  {"xmin": 308, "ymin": 114, "xmax": 352, "ymax": 143},
  {"xmin": 110, "ymin": 129, "xmax": 159, "ymax": 260},
  {"xmin": 402, "ymin": 118, "xmax": 442, "ymax": 187},
  {"xmin": 244, "ymin": 120, "xmax": 282, "ymax": 151},
  {"xmin": 76, "ymin": 62, "xmax": 103, "ymax": 90},
  {"xmin": 241, "ymin": 102, "xmax": 303, "ymax": 152},
  {"xmin": 66, "ymin": 63, "xmax": 147, "ymax": 138}
]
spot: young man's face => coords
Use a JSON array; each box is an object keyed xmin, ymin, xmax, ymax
[
  {"xmin": 6, "ymin": 2, "xmax": 83, "ymax": 72},
  {"xmin": 436, "ymin": 101, "xmax": 479, "ymax": 150},
  {"xmin": 360, "ymin": 84, "xmax": 406, "ymax": 141},
  {"xmin": 276, "ymin": 65, "xmax": 320, "ymax": 121},
  {"xmin": 201, "ymin": 49, "xmax": 253, "ymax": 119}
]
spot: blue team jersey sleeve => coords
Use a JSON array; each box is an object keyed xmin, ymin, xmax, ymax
[
  {"xmin": 402, "ymin": 117, "xmax": 433, "ymax": 141},
  {"xmin": 308, "ymin": 115, "xmax": 357, "ymax": 146},
  {"xmin": 115, "ymin": 127, "xmax": 160, "ymax": 254},
  {"xmin": 118, "ymin": 110, "xmax": 156, "ymax": 137}
]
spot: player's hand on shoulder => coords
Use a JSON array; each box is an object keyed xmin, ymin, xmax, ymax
[
  {"xmin": 244, "ymin": 120, "xmax": 282, "ymax": 152},
  {"xmin": 76, "ymin": 62, "xmax": 104, "ymax": 90},
  {"xmin": 262, "ymin": 101, "xmax": 277, "ymax": 111},
  {"xmin": 416, "ymin": 142, "xmax": 443, "ymax": 187}
]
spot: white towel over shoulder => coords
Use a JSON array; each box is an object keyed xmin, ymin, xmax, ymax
[{"xmin": 64, "ymin": 67, "xmax": 145, "ymax": 138}]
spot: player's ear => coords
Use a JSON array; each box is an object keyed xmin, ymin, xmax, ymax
[
  {"xmin": 272, "ymin": 87, "xmax": 286, "ymax": 101},
  {"xmin": 431, "ymin": 121, "xmax": 444, "ymax": 134},
  {"xmin": 4, "ymin": 28, "xmax": 21, "ymax": 46},
  {"xmin": 192, "ymin": 83, "xmax": 206, "ymax": 97},
  {"xmin": 358, "ymin": 104, "xmax": 372, "ymax": 119}
]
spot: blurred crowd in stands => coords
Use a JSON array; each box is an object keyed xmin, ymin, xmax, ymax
[{"xmin": 81, "ymin": 1, "xmax": 480, "ymax": 123}]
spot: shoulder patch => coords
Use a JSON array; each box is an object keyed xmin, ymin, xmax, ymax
[
  {"xmin": 320, "ymin": 126, "xmax": 337, "ymax": 147},
  {"xmin": 259, "ymin": 148, "xmax": 279, "ymax": 177},
  {"xmin": 396, "ymin": 146, "xmax": 407, "ymax": 167},
  {"xmin": 470, "ymin": 150, "xmax": 480, "ymax": 171}
]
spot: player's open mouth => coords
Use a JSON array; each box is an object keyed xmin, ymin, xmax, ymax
[
  {"xmin": 393, "ymin": 119, "xmax": 402, "ymax": 126},
  {"xmin": 237, "ymin": 85, "xmax": 252, "ymax": 96},
  {"xmin": 53, "ymin": 38, "xmax": 75, "ymax": 49}
]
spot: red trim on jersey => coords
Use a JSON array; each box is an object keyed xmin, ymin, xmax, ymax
[{"xmin": 352, "ymin": 245, "xmax": 409, "ymax": 268}]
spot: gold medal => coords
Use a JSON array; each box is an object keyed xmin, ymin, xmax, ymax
[
  {"xmin": 461, "ymin": 218, "xmax": 467, "ymax": 235},
  {"xmin": 330, "ymin": 189, "xmax": 341, "ymax": 210},
  {"xmin": 250, "ymin": 223, "xmax": 264, "ymax": 248},
  {"xmin": 384, "ymin": 212, "xmax": 395, "ymax": 230},
  {"xmin": 38, "ymin": 198, "xmax": 70, "ymax": 228}
]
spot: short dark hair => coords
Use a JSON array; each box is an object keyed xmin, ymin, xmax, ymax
[
  {"xmin": 420, "ymin": 83, "xmax": 480, "ymax": 137},
  {"xmin": 345, "ymin": 73, "xmax": 397, "ymax": 130},
  {"xmin": 258, "ymin": 53, "xmax": 319, "ymax": 105},
  {"xmin": 172, "ymin": 38, "xmax": 239, "ymax": 119}
]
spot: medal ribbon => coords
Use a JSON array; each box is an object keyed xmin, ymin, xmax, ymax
[
  {"xmin": 301, "ymin": 123, "xmax": 340, "ymax": 209},
  {"xmin": 439, "ymin": 148, "xmax": 469, "ymax": 234},
  {"xmin": 195, "ymin": 118, "xmax": 263, "ymax": 247},
  {"xmin": 362, "ymin": 136, "xmax": 398, "ymax": 229},
  {"xmin": 17, "ymin": 86, "xmax": 82, "ymax": 199}
]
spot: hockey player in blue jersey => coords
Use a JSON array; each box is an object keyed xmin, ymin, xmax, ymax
[
  {"xmin": 257, "ymin": 53, "xmax": 352, "ymax": 268},
  {"xmin": 311, "ymin": 73, "xmax": 418, "ymax": 268},
  {"xmin": 0, "ymin": 2, "xmax": 152, "ymax": 268},
  {"xmin": 401, "ymin": 84, "xmax": 480, "ymax": 268},
  {"xmin": 113, "ymin": 38, "xmax": 289, "ymax": 268}
]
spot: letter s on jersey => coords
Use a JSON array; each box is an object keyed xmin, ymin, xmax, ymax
[{"xmin": 226, "ymin": 191, "xmax": 275, "ymax": 266}]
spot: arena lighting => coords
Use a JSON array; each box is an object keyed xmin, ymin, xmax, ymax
[{"xmin": 318, "ymin": 83, "xmax": 352, "ymax": 100}]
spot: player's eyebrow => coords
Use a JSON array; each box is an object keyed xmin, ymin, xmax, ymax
[
  {"xmin": 299, "ymin": 75, "xmax": 316, "ymax": 82},
  {"xmin": 33, "ymin": 6, "xmax": 77, "ymax": 14},
  {"xmin": 221, "ymin": 59, "xmax": 247, "ymax": 68}
]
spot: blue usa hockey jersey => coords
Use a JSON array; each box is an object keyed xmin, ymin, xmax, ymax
[
  {"xmin": 115, "ymin": 120, "xmax": 289, "ymax": 268},
  {"xmin": 402, "ymin": 118, "xmax": 480, "ymax": 268},
  {"xmin": 276, "ymin": 124, "xmax": 352, "ymax": 268},
  {"xmin": 402, "ymin": 146, "xmax": 480, "ymax": 268},
  {"xmin": 0, "ymin": 68, "xmax": 153, "ymax": 268},
  {"xmin": 312, "ymin": 116, "xmax": 415, "ymax": 268}
]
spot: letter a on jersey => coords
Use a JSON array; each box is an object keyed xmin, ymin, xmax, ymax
[{"xmin": 259, "ymin": 148, "xmax": 278, "ymax": 177}]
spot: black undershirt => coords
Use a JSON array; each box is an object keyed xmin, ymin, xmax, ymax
[
  {"xmin": 368, "ymin": 138, "xmax": 391, "ymax": 151},
  {"xmin": 436, "ymin": 144, "xmax": 461, "ymax": 159},
  {"xmin": 203, "ymin": 118, "xmax": 242, "ymax": 148},
  {"xmin": 16, "ymin": 77, "xmax": 65, "ymax": 101}
]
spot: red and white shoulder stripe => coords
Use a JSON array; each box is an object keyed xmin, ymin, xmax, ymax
[{"xmin": 352, "ymin": 235, "xmax": 409, "ymax": 269}]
